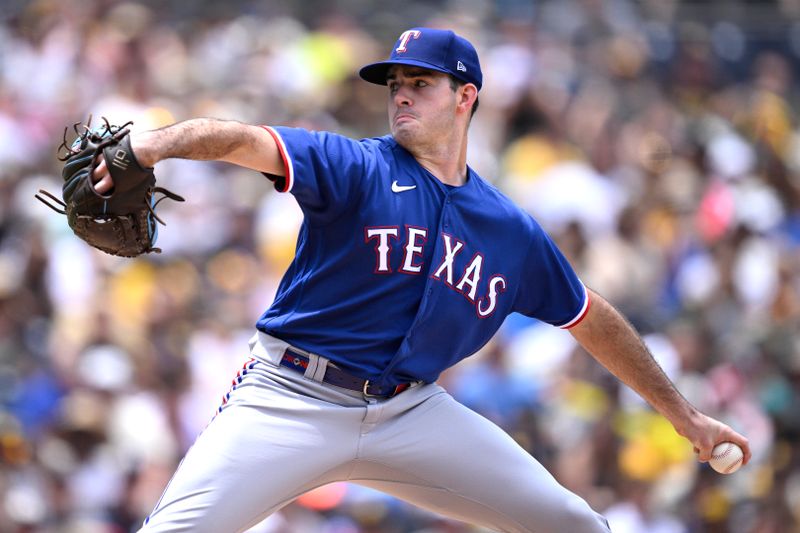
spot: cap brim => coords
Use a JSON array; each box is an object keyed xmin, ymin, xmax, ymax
[{"xmin": 358, "ymin": 59, "xmax": 452, "ymax": 86}]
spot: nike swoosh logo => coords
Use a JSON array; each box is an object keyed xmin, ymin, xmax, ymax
[{"xmin": 391, "ymin": 180, "xmax": 417, "ymax": 193}]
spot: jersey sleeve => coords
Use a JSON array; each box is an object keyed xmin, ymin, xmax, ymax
[
  {"xmin": 261, "ymin": 126, "xmax": 367, "ymax": 225},
  {"xmin": 514, "ymin": 217, "xmax": 590, "ymax": 328}
]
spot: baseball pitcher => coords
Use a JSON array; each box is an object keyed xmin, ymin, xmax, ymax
[{"xmin": 84, "ymin": 28, "xmax": 751, "ymax": 533}]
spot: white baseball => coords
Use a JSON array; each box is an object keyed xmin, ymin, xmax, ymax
[{"xmin": 709, "ymin": 442, "xmax": 744, "ymax": 474}]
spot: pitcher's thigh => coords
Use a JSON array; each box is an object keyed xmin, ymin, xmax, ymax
[
  {"xmin": 361, "ymin": 394, "xmax": 610, "ymax": 533},
  {"xmin": 140, "ymin": 401, "xmax": 358, "ymax": 532}
]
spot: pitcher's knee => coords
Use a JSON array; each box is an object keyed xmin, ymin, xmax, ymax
[
  {"xmin": 138, "ymin": 500, "xmax": 237, "ymax": 533},
  {"xmin": 554, "ymin": 496, "xmax": 611, "ymax": 533}
]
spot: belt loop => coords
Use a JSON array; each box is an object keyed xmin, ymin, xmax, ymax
[
  {"xmin": 310, "ymin": 354, "xmax": 329, "ymax": 382},
  {"xmin": 303, "ymin": 353, "xmax": 319, "ymax": 379},
  {"xmin": 302, "ymin": 352, "xmax": 318, "ymax": 379}
]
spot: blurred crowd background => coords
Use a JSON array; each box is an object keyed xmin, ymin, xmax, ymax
[{"xmin": 1, "ymin": 0, "xmax": 799, "ymax": 531}]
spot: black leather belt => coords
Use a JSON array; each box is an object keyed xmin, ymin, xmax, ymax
[{"xmin": 280, "ymin": 348, "xmax": 411, "ymax": 399}]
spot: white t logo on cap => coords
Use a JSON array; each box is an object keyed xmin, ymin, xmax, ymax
[{"xmin": 396, "ymin": 30, "xmax": 421, "ymax": 52}]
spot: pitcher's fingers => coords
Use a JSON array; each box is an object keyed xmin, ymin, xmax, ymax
[
  {"xmin": 696, "ymin": 444, "xmax": 713, "ymax": 462},
  {"xmin": 92, "ymin": 157, "xmax": 107, "ymax": 183},
  {"xmin": 93, "ymin": 174, "xmax": 114, "ymax": 194},
  {"xmin": 726, "ymin": 431, "xmax": 752, "ymax": 465}
]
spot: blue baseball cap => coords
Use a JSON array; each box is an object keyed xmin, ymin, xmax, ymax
[{"xmin": 359, "ymin": 28, "xmax": 482, "ymax": 90}]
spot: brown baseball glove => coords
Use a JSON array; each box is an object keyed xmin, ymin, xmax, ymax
[{"xmin": 37, "ymin": 117, "xmax": 184, "ymax": 257}]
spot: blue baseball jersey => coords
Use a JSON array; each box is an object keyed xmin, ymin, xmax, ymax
[{"xmin": 256, "ymin": 126, "xmax": 589, "ymax": 386}]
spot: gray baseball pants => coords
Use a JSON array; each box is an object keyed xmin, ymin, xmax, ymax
[{"xmin": 139, "ymin": 332, "xmax": 611, "ymax": 533}]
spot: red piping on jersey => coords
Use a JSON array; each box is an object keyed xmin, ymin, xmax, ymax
[
  {"xmin": 259, "ymin": 125, "xmax": 293, "ymax": 193},
  {"xmin": 561, "ymin": 291, "xmax": 591, "ymax": 329}
]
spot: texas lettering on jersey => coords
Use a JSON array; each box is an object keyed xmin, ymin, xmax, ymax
[{"xmin": 365, "ymin": 226, "xmax": 507, "ymax": 318}]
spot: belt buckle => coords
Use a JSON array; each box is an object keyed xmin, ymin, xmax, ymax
[{"xmin": 362, "ymin": 379, "xmax": 379, "ymax": 400}]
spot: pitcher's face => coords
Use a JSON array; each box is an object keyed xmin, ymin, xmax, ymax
[{"xmin": 387, "ymin": 66, "xmax": 458, "ymax": 151}]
